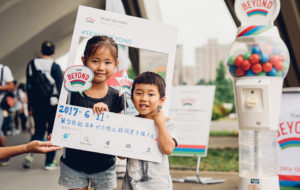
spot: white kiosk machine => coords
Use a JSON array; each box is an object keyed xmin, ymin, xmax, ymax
[{"xmin": 227, "ymin": 1, "xmax": 290, "ymax": 190}]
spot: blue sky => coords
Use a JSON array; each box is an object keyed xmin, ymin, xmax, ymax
[{"xmin": 158, "ymin": 0, "xmax": 237, "ymax": 65}]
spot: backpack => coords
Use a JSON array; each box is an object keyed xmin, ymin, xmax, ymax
[{"xmin": 30, "ymin": 60, "xmax": 54, "ymax": 100}]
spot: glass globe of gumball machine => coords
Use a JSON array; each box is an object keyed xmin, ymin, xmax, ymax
[{"xmin": 227, "ymin": 1, "xmax": 289, "ymax": 190}]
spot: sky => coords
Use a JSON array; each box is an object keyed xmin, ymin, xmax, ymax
[
  {"xmin": 57, "ymin": 0, "xmax": 238, "ymax": 69},
  {"xmin": 158, "ymin": 0, "xmax": 237, "ymax": 66}
]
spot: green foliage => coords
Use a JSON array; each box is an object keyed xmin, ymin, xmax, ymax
[
  {"xmin": 196, "ymin": 79, "xmax": 207, "ymax": 85},
  {"xmin": 128, "ymin": 67, "xmax": 137, "ymax": 80},
  {"xmin": 194, "ymin": 62, "xmax": 235, "ymax": 120},
  {"xmin": 169, "ymin": 148, "xmax": 239, "ymax": 172},
  {"xmin": 212, "ymin": 105, "xmax": 223, "ymax": 120},
  {"xmin": 210, "ymin": 130, "xmax": 238, "ymax": 137},
  {"xmin": 210, "ymin": 62, "xmax": 235, "ymax": 120},
  {"xmin": 214, "ymin": 62, "xmax": 234, "ymax": 105}
]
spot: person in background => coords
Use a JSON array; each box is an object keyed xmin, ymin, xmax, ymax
[
  {"xmin": 0, "ymin": 63, "xmax": 15, "ymax": 166},
  {"xmin": 14, "ymin": 83, "xmax": 28, "ymax": 133},
  {"xmin": 23, "ymin": 40, "xmax": 63, "ymax": 170}
]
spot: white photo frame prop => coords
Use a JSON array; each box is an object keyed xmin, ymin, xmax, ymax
[{"xmin": 51, "ymin": 6, "xmax": 177, "ymax": 163}]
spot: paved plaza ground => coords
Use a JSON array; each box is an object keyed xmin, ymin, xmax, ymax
[{"xmin": 0, "ymin": 122, "xmax": 239, "ymax": 190}]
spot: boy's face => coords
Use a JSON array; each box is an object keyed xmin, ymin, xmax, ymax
[
  {"xmin": 132, "ymin": 83, "xmax": 165, "ymax": 119},
  {"xmin": 82, "ymin": 47, "xmax": 118, "ymax": 84}
]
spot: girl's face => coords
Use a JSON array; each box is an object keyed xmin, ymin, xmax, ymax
[
  {"xmin": 82, "ymin": 46, "xmax": 118, "ymax": 84},
  {"xmin": 132, "ymin": 84, "xmax": 165, "ymax": 119}
]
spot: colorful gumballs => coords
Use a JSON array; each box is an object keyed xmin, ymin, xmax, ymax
[
  {"xmin": 229, "ymin": 65, "xmax": 236, "ymax": 76},
  {"xmin": 228, "ymin": 56, "xmax": 236, "ymax": 66},
  {"xmin": 276, "ymin": 71, "xmax": 282, "ymax": 77},
  {"xmin": 272, "ymin": 46, "xmax": 281, "ymax": 55},
  {"xmin": 274, "ymin": 61, "xmax": 284, "ymax": 71},
  {"xmin": 260, "ymin": 53, "xmax": 270, "ymax": 63},
  {"xmin": 241, "ymin": 60, "xmax": 251, "ymax": 71},
  {"xmin": 249, "ymin": 54, "xmax": 260, "ymax": 64},
  {"xmin": 251, "ymin": 63, "xmax": 263, "ymax": 74},
  {"xmin": 252, "ymin": 46, "xmax": 262, "ymax": 55},
  {"xmin": 246, "ymin": 70, "xmax": 256, "ymax": 76},
  {"xmin": 236, "ymin": 67, "xmax": 245, "ymax": 77},
  {"xmin": 269, "ymin": 55, "xmax": 280, "ymax": 65},
  {"xmin": 263, "ymin": 44, "xmax": 273, "ymax": 54},
  {"xmin": 279, "ymin": 53, "xmax": 286, "ymax": 61},
  {"xmin": 267, "ymin": 68, "xmax": 278, "ymax": 76},
  {"xmin": 257, "ymin": 71, "xmax": 267, "ymax": 76},
  {"xmin": 234, "ymin": 55, "xmax": 244, "ymax": 67},
  {"xmin": 243, "ymin": 52, "xmax": 252, "ymax": 60},
  {"xmin": 262, "ymin": 62, "xmax": 273, "ymax": 72}
]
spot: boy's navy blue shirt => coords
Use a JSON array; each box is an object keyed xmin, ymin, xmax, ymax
[{"xmin": 61, "ymin": 87, "xmax": 125, "ymax": 174}]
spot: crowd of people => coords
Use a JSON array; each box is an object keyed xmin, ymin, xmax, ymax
[
  {"xmin": 0, "ymin": 40, "xmax": 63, "ymax": 168},
  {"xmin": 0, "ymin": 36, "xmax": 178, "ymax": 190}
]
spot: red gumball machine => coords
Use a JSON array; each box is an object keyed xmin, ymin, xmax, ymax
[{"xmin": 227, "ymin": 1, "xmax": 290, "ymax": 190}]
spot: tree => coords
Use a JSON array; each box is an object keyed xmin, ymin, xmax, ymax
[
  {"xmin": 196, "ymin": 79, "xmax": 207, "ymax": 85},
  {"xmin": 214, "ymin": 61, "xmax": 234, "ymax": 105}
]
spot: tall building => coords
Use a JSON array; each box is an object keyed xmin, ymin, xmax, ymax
[
  {"xmin": 195, "ymin": 39, "xmax": 228, "ymax": 83},
  {"xmin": 173, "ymin": 44, "xmax": 183, "ymax": 85},
  {"xmin": 182, "ymin": 65, "xmax": 196, "ymax": 85}
]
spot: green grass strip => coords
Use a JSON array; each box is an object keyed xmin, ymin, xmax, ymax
[
  {"xmin": 170, "ymin": 148, "xmax": 239, "ymax": 172},
  {"xmin": 210, "ymin": 130, "xmax": 238, "ymax": 137},
  {"xmin": 172, "ymin": 152, "xmax": 206, "ymax": 156}
]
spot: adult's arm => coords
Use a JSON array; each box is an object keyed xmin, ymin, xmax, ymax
[
  {"xmin": 0, "ymin": 81, "xmax": 15, "ymax": 91},
  {"xmin": 0, "ymin": 141, "xmax": 62, "ymax": 160}
]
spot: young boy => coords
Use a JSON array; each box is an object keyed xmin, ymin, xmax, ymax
[{"xmin": 122, "ymin": 72, "xmax": 178, "ymax": 190}]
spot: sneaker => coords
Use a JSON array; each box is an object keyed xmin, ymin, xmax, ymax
[
  {"xmin": 44, "ymin": 161, "xmax": 59, "ymax": 171},
  {"xmin": 6, "ymin": 130, "xmax": 12, "ymax": 136},
  {"xmin": 22, "ymin": 153, "xmax": 34, "ymax": 169},
  {"xmin": 15, "ymin": 129, "xmax": 21, "ymax": 135},
  {"xmin": 0, "ymin": 158, "xmax": 10, "ymax": 166}
]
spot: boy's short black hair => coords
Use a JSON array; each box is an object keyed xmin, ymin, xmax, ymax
[
  {"xmin": 41, "ymin": 40, "xmax": 55, "ymax": 56},
  {"xmin": 131, "ymin": 72, "xmax": 166, "ymax": 98}
]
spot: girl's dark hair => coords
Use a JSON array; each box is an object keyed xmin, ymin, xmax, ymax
[
  {"xmin": 83, "ymin": 36, "xmax": 118, "ymax": 63},
  {"xmin": 131, "ymin": 72, "xmax": 166, "ymax": 98}
]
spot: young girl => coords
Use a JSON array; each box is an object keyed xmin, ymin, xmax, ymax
[{"xmin": 59, "ymin": 36, "xmax": 125, "ymax": 190}]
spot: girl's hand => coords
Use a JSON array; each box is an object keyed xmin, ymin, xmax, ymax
[
  {"xmin": 153, "ymin": 109, "xmax": 169, "ymax": 126},
  {"xmin": 93, "ymin": 102, "xmax": 109, "ymax": 115}
]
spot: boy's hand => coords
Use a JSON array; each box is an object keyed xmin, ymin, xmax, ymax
[
  {"xmin": 25, "ymin": 141, "xmax": 63, "ymax": 154},
  {"xmin": 93, "ymin": 102, "xmax": 109, "ymax": 115},
  {"xmin": 153, "ymin": 109, "xmax": 169, "ymax": 126}
]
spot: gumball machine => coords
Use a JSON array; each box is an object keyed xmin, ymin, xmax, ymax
[{"xmin": 227, "ymin": 1, "xmax": 289, "ymax": 190}]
